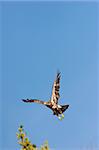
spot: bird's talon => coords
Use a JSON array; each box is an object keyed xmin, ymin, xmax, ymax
[
  {"xmin": 61, "ymin": 114, "xmax": 64, "ymax": 118},
  {"xmin": 58, "ymin": 115, "xmax": 63, "ymax": 120},
  {"xmin": 58, "ymin": 116, "xmax": 62, "ymax": 120}
]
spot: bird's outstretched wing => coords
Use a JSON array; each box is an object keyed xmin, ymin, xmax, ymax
[
  {"xmin": 50, "ymin": 71, "xmax": 61, "ymax": 104},
  {"xmin": 22, "ymin": 99, "xmax": 46, "ymax": 105}
]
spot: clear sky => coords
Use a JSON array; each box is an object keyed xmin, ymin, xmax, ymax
[{"xmin": 0, "ymin": 1, "xmax": 99, "ymax": 150}]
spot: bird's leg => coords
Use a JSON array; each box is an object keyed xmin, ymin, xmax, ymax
[
  {"xmin": 61, "ymin": 113, "xmax": 64, "ymax": 119},
  {"xmin": 58, "ymin": 115, "xmax": 63, "ymax": 120},
  {"xmin": 58, "ymin": 114, "xmax": 64, "ymax": 120}
]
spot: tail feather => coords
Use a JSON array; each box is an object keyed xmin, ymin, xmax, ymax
[{"xmin": 61, "ymin": 104, "xmax": 69, "ymax": 113}]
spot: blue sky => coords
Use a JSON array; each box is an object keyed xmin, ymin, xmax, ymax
[{"xmin": 0, "ymin": 1, "xmax": 99, "ymax": 150}]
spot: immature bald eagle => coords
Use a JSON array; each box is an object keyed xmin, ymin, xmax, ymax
[{"xmin": 22, "ymin": 72, "xmax": 69, "ymax": 120}]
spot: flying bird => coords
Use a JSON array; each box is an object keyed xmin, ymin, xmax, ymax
[{"xmin": 22, "ymin": 72, "xmax": 69, "ymax": 120}]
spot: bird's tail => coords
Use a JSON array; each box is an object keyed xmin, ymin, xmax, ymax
[
  {"xmin": 22, "ymin": 99, "xmax": 46, "ymax": 105},
  {"xmin": 60, "ymin": 104, "xmax": 69, "ymax": 113}
]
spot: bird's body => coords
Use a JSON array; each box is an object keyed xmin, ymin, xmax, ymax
[{"xmin": 22, "ymin": 72, "xmax": 69, "ymax": 120}]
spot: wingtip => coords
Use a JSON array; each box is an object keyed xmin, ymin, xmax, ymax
[
  {"xmin": 22, "ymin": 99, "xmax": 27, "ymax": 102},
  {"xmin": 57, "ymin": 70, "xmax": 61, "ymax": 75},
  {"xmin": 57, "ymin": 70, "xmax": 61, "ymax": 78}
]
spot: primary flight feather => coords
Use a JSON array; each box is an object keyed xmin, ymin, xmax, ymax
[{"xmin": 22, "ymin": 71, "xmax": 69, "ymax": 120}]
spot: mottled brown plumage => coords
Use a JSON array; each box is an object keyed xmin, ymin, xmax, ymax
[{"xmin": 22, "ymin": 72, "xmax": 69, "ymax": 119}]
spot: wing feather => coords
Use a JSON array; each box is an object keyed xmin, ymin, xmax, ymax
[
  {"xmin": 51, "ymin": 71, "xmax": 61, "ymax": 104},
  {"xmin": 22, "ymin": 99, "xmax": 46, "ymax": 105}
]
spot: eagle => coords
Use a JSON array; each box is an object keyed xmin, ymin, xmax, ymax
[{"xmin": 22, "ymin": 72, "xmax": 69, "ymax": 120}]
